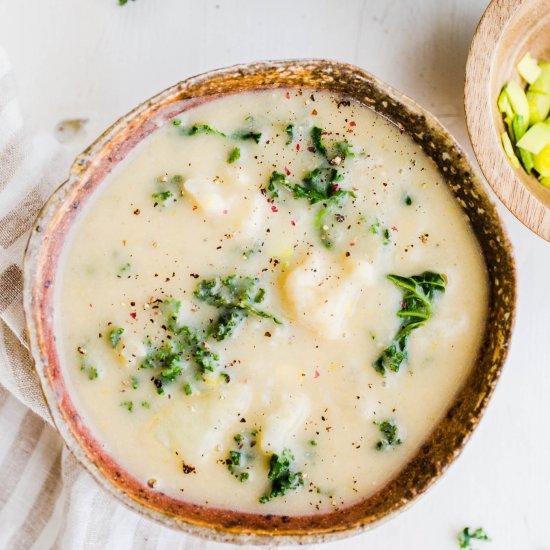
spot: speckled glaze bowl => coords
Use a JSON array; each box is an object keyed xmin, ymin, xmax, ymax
[{"xmin": 24, "ymin": 60, "xmax": 516, "ymax": 544}]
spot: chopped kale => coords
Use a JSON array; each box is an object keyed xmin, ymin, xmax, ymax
[
  {"xmin": 131, "ymin": 376, "xmax": 139, "ymax": 389},
  {"xmin": 229, "ymin": 451, "xmax": 241, "ymax": 466},
  {"xmin": 285, "ymin": 123, "xmax": 295, "ymax": 145},
  {"xmin": 266, "ymin": 170, "xmax": 354, "ymax": 247},
  {"xmin": 259, "ymin": 449, "xmax": 304, "ymax": 503},
  {"xmin": 404, "ymin": 194, "xmax": 413, "ymax": 206},
  {"xmin": 183, "ymin": 383, "xmax": 193, "ymax": 396},
  {"xmin": 194, "ymin": 275, "xmax": 281, "ymax": 340},
  {"xmin": 232, "ymin": 129, "xmax": 262, "ymax": 143},
  {"xmin": 181, "ymin": 123, "xmax": 226, "ymax": 137},
  {"xmin": 310, "ymin": 126, "xmax": 328, "ymax": 159},
  {"xmin": 310, "ymin": 127, "xmax": 357, "ymax": 163},
  {"xmin": 458, "ymin": 527, "xmax": 490, "ymax": 548},
  {"xmin": 369, "ymin": 219, "xmax": 391, "ymax": 245},
  {"xmin": 333, "ymin": 141, "xmax": 356, "ymax": 159},
  {"xmin": 225, "ymin": 431, "xmax": 257, "ymax": 482},
  {"xmin": 374, "ymin": 272, "xmax": 446, "ymax": 375},
  {"xmin": 227, "ymin": 147, "xmax": 241, "ymax": 163},
  {"xmin": 375, "ymin": 420, "xmax": 402, "ymax": 450},
  {"xmin": 87, "ymin": 366, "xmax": 99, "ymax": 380},
  {"xmin": 120, "ymin": 401, "xmax": 133, "ymax": 412},
  {"xmin": 141, "ymin": 401, "xmax": 150, "ymax": 409},
  {"xmin": 140, "ymin": 301, "xmax": 220, "ymax": 394},
  {"xmin": 152, "ymin": 174, "xmax": 183, "ymax": 207},
  {"xmin": 267, "ymin": 169, "xmax": 353, "ymax": 206},
  {"xmin": 118, "ymin": 0, "xmax": 134, "ymax": 5},
  {"xmin": 152, "ymin": 190, "xmax": 173, "ymax": 203},
  {"xmin": 109, "ymin": 327, "xmax": 124, "ymax": 348}
]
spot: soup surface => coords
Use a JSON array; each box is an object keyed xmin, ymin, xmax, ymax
[{"xmin": 56, "ymin": 89, "xmax": 488, "ymax": 515}]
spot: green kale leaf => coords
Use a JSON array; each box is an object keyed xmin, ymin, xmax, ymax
[
  {"xmin": 108, "ymin": 327, "xmax": 124, "ymax": 348},
  {"xmin": 374, "ymin": 272, "xmax": 446, "ymax": 375},
  {"xmin": 375, "ymin": 420, "xmax": 402, "ymax": 450},
  {"xmin": 285, "ymin": 123, "xmax": 295, "ymax": 145},
  {"xmin": 227, "ymin": 147, "xmax": 241, "ymax": 163},
  {"xmin": 194, "ymin": 275, "xmax": 281, "ymax": 341},
  {"xmin": 182, "ymin": 123, "xmax": 226, "ymax": 137},
  {"xmin": 458, "ymin": 527, "xmax": 490, "ymax": 548},
  {"xmin": 259, "ymin": 449, "xmax": 304, "ymax": 503}
]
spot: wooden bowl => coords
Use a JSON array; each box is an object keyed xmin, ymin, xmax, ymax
[
  {"xmin": 465, "ymin": 0, "xmax": 550, "ymax": 241},
  {"xmin": 24, "ymin": 60, "xmax": 516, "ymax": 544}
]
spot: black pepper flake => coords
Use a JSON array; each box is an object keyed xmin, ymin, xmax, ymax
[
  {"xmin": 182, "ymin": 462, "xmax": 196, "ymax": 475},
  {"xmin": 240, "ymin": 418, "xmax": 246, "ymax": 423}
]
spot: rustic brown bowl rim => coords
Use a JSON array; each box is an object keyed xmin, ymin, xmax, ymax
[
  {"xmin": 464, "ymin": 0, "xmax": 550, "ymax": 241},
  {"xmin": 23, "ymin": 59, "xmax": 516, "ymax": 545}
]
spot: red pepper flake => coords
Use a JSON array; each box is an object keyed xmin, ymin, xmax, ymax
[
  {"xmin": 307, "ymin": 146, "xmax": 315, "ymax": 153},
  {"xmin": 130, "ymin": 312, "xmax": 137, "ymax": 319},
  {"xmin": 314, "ymin": 369, "xmax": 320, "ymax": 379},
  {"xmin": 391, "ymin": 226, "xmax": 399, "ymax": 231},
  {"xmin": 291, "ymin": 220, "xmax": 296, "ymax": 227},
  {"xmin": 321, "ymin": 131, "xmax": 329, "ymax": 135},
  {"xmin": 284, "ymin": 91, "xmax": 291, "ymax": 100},
  {"xmin": 296, "ymin": 143, "xmax": 300, "ymax": 151},
  {"xmin": 349, "ymin": 121, "xmax": 356, "ymax": 127},
  {"xmin": 223, "ymin": 209, "xmax": 228, "ymax": 215},
  {"xmin": 311, "ymin": 109, "xmax": 318, "ymax": 115},
  {"xmin": 349, "ymin": 241, "xmax": 356, "ymax": 247},
  {"xmin": 400, "ymin": 301, "xmax": 407, "ymax": 309},
  {"xmin": 284, "ymin": 166, "xmax": 291, "ymax": 176},
  {"xmin": 331, "ymin": 183, "xmax": 340, "ymax": 192},
  {"xmin": 271, "ymin": 205, "xmax": 279, "ymax": 213}
]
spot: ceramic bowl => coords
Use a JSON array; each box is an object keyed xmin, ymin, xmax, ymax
[
  {"xmin": 465, "ymin": 0, "xmax": 550, "ymax": 241},
  {"xmin": 24, "ymin": 60, "xmax": 516, "ymax": 544}
]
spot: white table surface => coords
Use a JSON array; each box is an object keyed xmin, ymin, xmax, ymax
[{"xmin": 1, "ymin": 1, "xmax": 549, "ymax": 549}]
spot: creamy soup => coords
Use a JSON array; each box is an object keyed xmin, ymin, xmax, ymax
[{"xmin": 56, "ymin": 90, "xmax": 488, "ymax": 515}]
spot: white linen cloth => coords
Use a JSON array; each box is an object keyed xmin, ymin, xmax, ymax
[{"xmin": 0, "ymin": 46, "xmax": 302, "ymax": 550}]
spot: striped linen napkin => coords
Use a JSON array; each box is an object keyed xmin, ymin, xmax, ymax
[{"xmin": 0, "ymin": 47, "xmax": 276, "ymax": 550}]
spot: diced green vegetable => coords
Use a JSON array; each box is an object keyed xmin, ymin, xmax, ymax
[
  {"xmin": 497, "ymin": 89, "xmax": 514, "ymax": 121},
  {"xmin": 516, "ymin": 122, "xmax": 550, "ymax": 154},
  {"xmin": 511, "ymin": 114, "xmax": 527, "ymax": 142},
  {"xmin": 501, "ymin": 132, "xmax": 520, "ymax": 168},
  {"xmin": 518, "ymin": 147, "xmax": 535, "ymax": 174},
  {"xmin": 533, "ymin": 143, "xmax": 550, "ymax": 177},
  {"xmin": 527, "ymin": 62, "xmax": 550, "ymax": 123},
  {"xmin": 503, "ymin": 81, "xmax": 530, "ymax": 125},
  {"xmin": 517, "ymin": 52, "xmax": 542, "ymax": 84}
]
